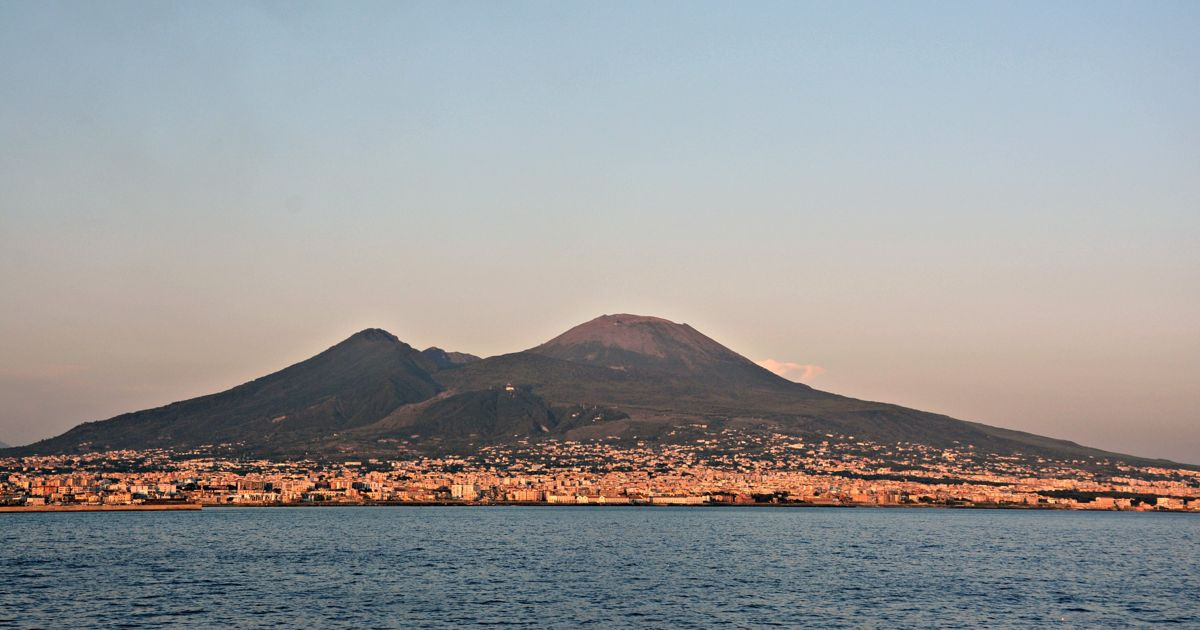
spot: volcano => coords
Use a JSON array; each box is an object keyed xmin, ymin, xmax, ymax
[{"xmin": 7, "ymin": 314, "xmax": 1186, "ymax": 468}]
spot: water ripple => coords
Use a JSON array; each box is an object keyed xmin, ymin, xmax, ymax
[{"xmin": 1, "ymin": 507, "xmax": 1197, "ymax": 628}]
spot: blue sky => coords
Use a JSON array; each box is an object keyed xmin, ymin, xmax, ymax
[{"xmin": 1, "ymin": 1, "xmax": 1198, "ymax": 460}]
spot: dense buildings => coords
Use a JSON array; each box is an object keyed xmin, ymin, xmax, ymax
[{"xmin": 3, "ymin": 431, "xmax": 1198, "ymax": 511}]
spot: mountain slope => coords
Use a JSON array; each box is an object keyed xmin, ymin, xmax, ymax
[{"xmin": 14, "ymin": 329, "xmax": 442, "ymax": 454}]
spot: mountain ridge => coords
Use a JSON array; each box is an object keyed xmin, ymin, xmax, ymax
[{"xmin": 421, "ymin": 347, "xmax": 482, "ymax": 369}]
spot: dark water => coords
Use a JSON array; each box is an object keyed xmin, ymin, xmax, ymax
[{"xmin": 2, "ymin": 507, "xmax": 1198, "ymax": 628}]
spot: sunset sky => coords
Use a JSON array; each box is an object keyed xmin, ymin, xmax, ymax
[{"xmin": 1, "ymin": 2, "xmax": 1197, "ymax": 461}]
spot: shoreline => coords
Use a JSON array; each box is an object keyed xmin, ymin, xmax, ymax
[
  {"xmin": 0, "ymin": 503, "xmax": 201, "ymax": 513},
  {"xmin": 202, "ymin": 502, "xmax": 1198, "ymax": 512},
  {"xmin": 5, "ymin": 501, "xmax": 1195, "ymax": 513}
]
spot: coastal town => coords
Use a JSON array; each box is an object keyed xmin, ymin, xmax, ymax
[{"xmin": 4, "ymin": 430, "xmax": 1199, "ymax": 512}]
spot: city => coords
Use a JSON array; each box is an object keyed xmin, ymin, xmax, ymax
[{"xmin": 5, "ymin": 430, "xmax": 1198, "ymax": 512}]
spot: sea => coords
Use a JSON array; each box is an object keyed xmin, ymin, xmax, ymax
[{"xmin": 2, "ymin": 507, "xmax": 1197, "ymax": 628}]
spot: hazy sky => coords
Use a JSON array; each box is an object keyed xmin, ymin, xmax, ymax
[{"xmin": 2, "ymin": 2, "xmax": 1197, "ymax": 461}]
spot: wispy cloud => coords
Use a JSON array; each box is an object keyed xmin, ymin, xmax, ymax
[{"xmin": 756, "ymin": 359, "xmax": 825, "ymax": 382}]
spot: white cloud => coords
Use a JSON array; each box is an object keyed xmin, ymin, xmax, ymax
[{"xmin": 756, "ymin": 359, "xmax": 825, "ymax": 382}]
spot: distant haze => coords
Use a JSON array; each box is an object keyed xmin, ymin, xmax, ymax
[{"xmin": 1, "ymin": 2, "xmax": 1197, "ymax": 462}]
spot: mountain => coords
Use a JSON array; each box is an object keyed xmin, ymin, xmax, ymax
[
  {"xmin": 0, "ymin": 440, "xmax": 9, "ymax": 449},
  {"xmin": 421, "ymin": 347, "xmax": 481, "ymax": 369},
  {"xmin": 16, "ymin": 329, "xmax": 442, "ymax": 455},
  {"xmin": 431, "ymin": 315, "xmax": 1159, "ymax": 464},
  {"xmin": 6, "ymin": 314, "xmax": 1188, "ymax": 468}
]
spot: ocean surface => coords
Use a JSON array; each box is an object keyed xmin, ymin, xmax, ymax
[{"xmin": 2, "ymin": 507, "xmax": 1197, "ymax": 628}]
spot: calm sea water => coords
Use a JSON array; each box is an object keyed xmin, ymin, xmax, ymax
[{"xmin": 2, "ymin": 507, "xmax": 1197, "ymax": 628}]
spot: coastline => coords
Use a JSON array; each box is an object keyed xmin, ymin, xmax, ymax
[
  {"xmin": 0, "ymin": 503, "xmax": 201, "ymax": 513},
  {"xmin": 201, "ymin": 502, "xmax": 1199, "ymax": 512},
  {"xmin": 5, "ymin": 501, "xmax": 1195, "ymax": 513}
]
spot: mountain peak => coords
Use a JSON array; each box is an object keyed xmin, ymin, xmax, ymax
[
  {"xmin": 529, "ymin": 314, "xmax": 775, "ymax": 382},
  {"xmin": 590, "ymin": 313, "xmax": 679, "ymax": 325},
  {"xmin": 347, "ymin": 328, "xmax": 401, "ymax": 343},
  {"xmin": 535, "ymin": 314, "xmax": 704, "ymax": 358}
]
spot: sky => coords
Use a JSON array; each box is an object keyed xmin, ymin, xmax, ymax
[{"xmin": 1, "ymin": 1, "xmax": 1197, "ymax": 461}]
